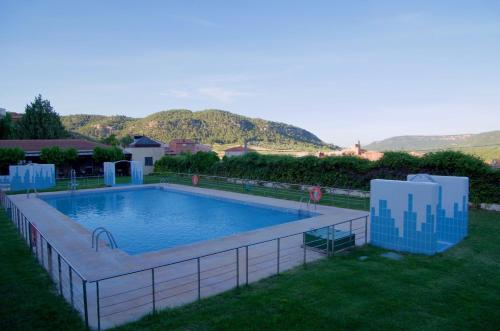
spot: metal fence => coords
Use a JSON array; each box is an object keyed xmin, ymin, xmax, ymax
[
  {"xmin": 87, "ymin": 215, "xmax": 368, "ymax": 330},
  {"xmin": 0, "ymin": 183, "xmax": 369, "ymax": 330},
  {"xmin": 150, "ymin": 172, "xmax": 371, "ymax": 211},
  {"xmin": 0, "ymin": 189, "xmax": 91, "ymax": 327},
  {"xmin": 5, "ymin": 172, "xmax": 371, "ymax": 211}
]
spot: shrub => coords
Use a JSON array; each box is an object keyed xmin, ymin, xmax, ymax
[
  {"xmin": 155, "ymin": 150, "xmax": 500, "ymax": 203},
  {"xmin": 0, "ymin": 147, "xmax": 25, "ymax": 174},
  {"xmin": 155, "ymin": 152, "xmax": 220, "ymax": 174},
  {"xmin": 40, "ymin": 146, "xmax": 77, "ymax": 166},
  {"xmin": 93, "ymin": 146, "xmax": 124, "ymax": 163}
]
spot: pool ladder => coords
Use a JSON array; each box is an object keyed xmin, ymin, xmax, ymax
[
  {"xmin": 26, "ymin": 186, "xmax": 38, "ymax": 199},
  {"xmin": 159, "ymin": 177, "xmax": 168, "ymax": 189},
  {"xmin": 299, "ymin": 196, "xmax": 317, "ymax": 211},
  {"xmin": 92, "ymin": 227, "xmax": 118, "ymax": 252}
]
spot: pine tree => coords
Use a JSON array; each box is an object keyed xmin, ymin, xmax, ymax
[{"xmin": 16, "ymin": 95, "xmax": 68, "ymax": 139}]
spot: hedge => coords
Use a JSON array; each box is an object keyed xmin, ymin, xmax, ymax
[
  {"xmin": 155, "ymin": 151, "xmax": 500, "ymax": 204},
  {"xmin": 0, "ymin": 147, "xmax": 25, "ymax": 175}
]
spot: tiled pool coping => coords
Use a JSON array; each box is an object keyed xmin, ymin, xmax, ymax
[{"xmin": 8, "ymin": 184, "xmax": 368, "ymax": 329}]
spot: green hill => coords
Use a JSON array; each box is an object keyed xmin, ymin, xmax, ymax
[
  {"xmin": 365, "ymin": 131, "xmax": 500, "ymax": 162},
  {"xmin": 61, "ymin": 109, "xmax": 334, "ymax": 150}
]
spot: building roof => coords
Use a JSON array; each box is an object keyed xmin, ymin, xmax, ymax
[
  {"xmin": 224, "ymin": 146, "xmax": 255, "ymax": 152},
  {"xmin": 170, "ymin": 138, "xmax": 196, "ymax": 144},
  {"xmin": 8, "ymin": 112, "xmax": 23, "ymax": 120},
  {"xmin": 0, "ymin": 139, "xmax": 106, "ymax": 153},
  {"xmin": 129, "ymin": 136, "xmax": 162, "ymax": 147}
]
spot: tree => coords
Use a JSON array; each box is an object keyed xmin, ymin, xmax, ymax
[
  {"xmin": 93, "ymin": 146, "xmax": 124, "ymax": 163},
  {"xmin": 100, "ymin": 134, "xmax": 120, "ymax": 146},
  {"xmin": 0, "ymin": 147, "xmax": 25, "ymax": 174},
  {"xmin": 16, "ymin": 95, "xmax": 68, "ymax": 139},
  {"xmin": 40, "ymin": 146, "xmax": 78, "ymax": 176},
  {"xmin": 40, "ymin": 146, "xmax": 66, "ymax": 166},
  {"xmin": 120, "ymin": 135, "xmax": 133, "ymax": 147},
  {"xmin": 0, "ymin": 113, "xmax": 14, "ymax": 139}
]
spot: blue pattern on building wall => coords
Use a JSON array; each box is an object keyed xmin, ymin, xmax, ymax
[
  {"xmin": 131, "ymin": 161, "xmax": 143, "ymax": 185},
  {"xmin": 436, "ymin": 187, "xmax": 468, "ymax": 244},
  {"xmin": 104, "ymin": 161, "xmax": 143, "ymax": 186},
  {"xmin": 104, "ymin": 162, "xmax": 115, "ymax": 186},
  {"xmin": 371, "ymin": 194, "xmax": 437, "ymax": 255},
  {"xmin": 9, "ymin": 164, "xmax": 55, "ymax": 191}
]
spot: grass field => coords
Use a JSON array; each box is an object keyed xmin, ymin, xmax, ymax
[
  {"xmin": 0, "ymin": 211, "xmax": 86, "ymax": 331},
  {"xmin": 1, "ymin": 180, "xmax": 499, "ymax": 330}
]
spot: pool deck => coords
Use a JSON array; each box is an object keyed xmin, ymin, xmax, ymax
[{"xmin": 9, "ymin": 184, "xmax": 368, "ymax": 329}]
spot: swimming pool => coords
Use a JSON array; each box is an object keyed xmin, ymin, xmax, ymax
[{"xmin": 42, "ymin": 187, "xmax": 315, "ymax": 254}]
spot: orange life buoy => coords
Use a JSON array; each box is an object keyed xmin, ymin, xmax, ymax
[
  {"xmin": 192, "ymin": 175, "xmax": 199, "ymax": 186},
  {"xmin": 309, "ymin": 186, "xmax": 322, "ymax": 202}
]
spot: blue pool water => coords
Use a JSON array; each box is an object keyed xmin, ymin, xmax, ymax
[{"xmin": 42, "ymin": 188, "xmax": 313, "ymax": 255}]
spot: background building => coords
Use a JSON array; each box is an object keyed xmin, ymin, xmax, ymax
[
  {"xmin": 124, "ymin": 135, "xmax": 166, "ymax": 175},
  {"xmin": 224, "ymin": 145, "xmax": 255, "ymax": 157}
]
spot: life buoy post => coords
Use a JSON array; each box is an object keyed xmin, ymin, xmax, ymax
[{"xmin": 309, "ymin": 186, "xmax": 322, "ymax": 203}]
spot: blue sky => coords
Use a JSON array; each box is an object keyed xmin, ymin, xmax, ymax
[{"xmin": 1, "ymin": 0, "xmax": 499, "ymax": 146}]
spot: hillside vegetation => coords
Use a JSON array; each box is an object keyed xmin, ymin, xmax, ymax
[
  {"xmin": 366, "ymin": 131, "xmax": 500, "ymax": 161},
  {"xmin": 61, "ymin": 110, "xmax": 334, "ymax": 150}
]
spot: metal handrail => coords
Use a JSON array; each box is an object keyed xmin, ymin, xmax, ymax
[
  {"xmin": 92, "ymin": 227, "xmax": 118, "ymax": 251},
  {"xmin": 26, "ymin": 186, "xmax": 38, "ymax": 199},
  {"xmin": 298, "ymin": 196, "xmax": 311, "ymax": 210}
]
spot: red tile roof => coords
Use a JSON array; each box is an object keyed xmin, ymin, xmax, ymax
[
  {"xmin": 225, "ymin": 146, "xmax": 254, "ymax": 152},
  {"xmin": 8, "ymin": 112, "xmax": 23, "ymax": 120},
  {"xmin": 0, "ymin": 139, "xmax": 106, "ymax": 152},
  {"xmin": 170, "ymin": 139, "xmax": 196, "ymax": 144}
]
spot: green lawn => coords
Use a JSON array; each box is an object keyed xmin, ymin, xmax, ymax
[
  {"xmin": 1, "ymin": 207, "xmax": 499, "ymax": 330},
  {"xmin": 0, "ymin": 211, "xmax": 86, "ymax": 331}
]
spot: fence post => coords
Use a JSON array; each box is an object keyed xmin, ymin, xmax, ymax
[
  {"xmin": 41, "ymin": 237, "xmax": 44, "ymax": 267},
  {"xmin": 197, "ymin": 257, "xmax": 201, "ymax": 300},
  {"xmin": 245, "ymin": 246, "xmax": 249, "ymax": 286},
  {"xmin": 365, "ymin": 215, "xmax": 368, "ymax": 244},
  {"xmin": 69, "ymin": 267, "xmax": 74, "ymax": 306},
  {"xmin": 25, "ymin": 217, "xmax": 28, "ymax": 243},
  {"xmin": 47, "ymin": 243, "xmax": 53, "ymax": 279},
  {"xmin": 17, "ymin": 209, "xmax": 20, "ymax": 234},
  {"xmin": 28, "ymin": 221, "xmax": 33, "ymax": 252},
  {"xmin": 96, "ymin": 281, "xmax": 101, "ymax": 331},
  {"xmin": 277, "ymin": 238, "xmax": 280, "ymax": 275},
  {"xmin": 326, "ymin": 226, "xmax": 331, "ymax": 257},
  {"xmin": 57, "ymin": 254, "xmax": 62, "ymax": 295},
  {"xmin": 303, "ymin": 232, "xmax": 306, "ymax": 266},
  {"xmin": 83, "ymin": 280, "xmax": 89, "ymax": 329},
  {"xmin": 235, "ymin": 248, "xmax": 240, "ymax": 288},
  {"xmin": 331, "ymin": 225, "xmax": 336, "ymax": 255},
  {"xmin": 151, "ymin": 268, "xmax": 156, "ymax": 313}
]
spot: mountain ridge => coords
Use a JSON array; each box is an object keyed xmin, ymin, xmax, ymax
[
  {"xmin": 365, "ymin": 131, "xmax": 500, "ymax": 151},
  {"xmin": 61, "ymin": 109, "xmax": 336, "ymax": 150},
  {"xmin": 365, "ymin": 131, "xmax": 500, "ymax": 161}
]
